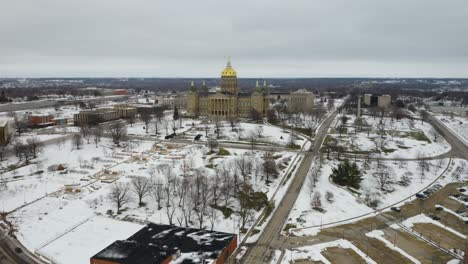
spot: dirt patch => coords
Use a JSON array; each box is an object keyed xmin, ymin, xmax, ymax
[
  {"xmin": 322, "ymin": 247, "xmax": 366, "ymax": 264},
  {"xmin": 293, "ymin": 260, "xmax": 325, "ymax": 264},
  {"xmin": 382, "ymin": 228, "xmax": 453, "ymax": 264},
  {"xmin": 412, "ymin": 223, "xmax": 465, "ymax": 251},
  {"xmin": 349, "ymin": 236, "xmax": 413, "ymax": 264}
]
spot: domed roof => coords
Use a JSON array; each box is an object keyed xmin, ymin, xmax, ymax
[{"xmin": 221, "ymin": 57, "xmax": 237, "ymax": 77}]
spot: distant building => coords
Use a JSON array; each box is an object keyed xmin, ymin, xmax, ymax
[
  {"xmin": 0, "ymin": 118, "xmax": 15, "ymax": 144},
  {"xmin": 74, "ymin": 108, "xmax": 119, "ymax": 125},
  {"xmin": 90, "ymin": 223, "xmax": 237, "ymax": 264},
  {"xmin": 114, "ymin": 89, "xmax": 129, "ymax": 95},
  {"xmin": 28, "ymin": 114, "xmax": 54, "ymax": 127},
  {"xmin": 113, "ymin": 104, "xmax": 137, "ymax": 118},
  {"xmin": 363, "ymin": 94, "xmax": 391, "ymax": 108},
  {"xmin": 288, "ymin": 89, "xmax": 315, "ymax": 113},
  {"xmin": 52, "ymin": 117, "xmax": 68, "ymax": 126},
  {"xmin": 154, "ymin": 94, "xmax": 186, "ymax": 109},
  {"xmin": 186, "ymin": 58, "xmax": 270, "ymax": 119}
]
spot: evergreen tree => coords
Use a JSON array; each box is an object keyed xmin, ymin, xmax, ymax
[
  {"xmin": 330, "ymin": 160, "xmax": 362, "ymax": 189},
  {"xmin": 173, "ymin": 106, "xmax": 179, "ymax": 120}
]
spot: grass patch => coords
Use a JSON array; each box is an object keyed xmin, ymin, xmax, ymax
[
  {"xmin": 258, "ymin": 201, "xmax": 274, "ymax": 226},
  {"xmin": 217, "ymin": 148, "xmax": 230, "ymax": 156},
  {"xmin": 287, "ymin": 143, "xmax": 301, "ymax": 149},
  {"xmin": 382, "ymin": 148, "xmax": 396, "ymax": 153},
  {"xmin": 251, "ymin": 229, "xmax": 261, "ymax": 235},
  {"xmin": 283, "ymin": 223, "xmax": 297, "ymax": 232},
  {"xmin": 408, "ymin": 131, "xmax": 431, "ymax": 143}
]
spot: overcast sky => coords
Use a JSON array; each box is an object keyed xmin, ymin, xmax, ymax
[{"xmin": 1, "ymin": 0, "xmax": 468, "ymax": 78}]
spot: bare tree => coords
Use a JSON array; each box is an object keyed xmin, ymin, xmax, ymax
[
  {"xmin": 126, "ymin": 115, "xmax": 136, "ymax": 127},
  {"xmin": 235, "ymin": 154, "xmax": 252, "ymax": 183},
  {"xmin": 195, "ymin": 175, "xmax": 211, "ymax": 229},
  {"xmin": 163, "ymin": 183, "xmax": 176, "ymax": 225},
  {"xmin": 311, "ymin": 191, "xmax": 322, "ymax": 209},
  {"xmin": 26, "ymin": 136, "xmax": 43, "ymax": 158},
  {"xmin": 211, "ymin": 168, "xmax": 222, "ymax": 206},
  {"xmin": 214, "ymin": 117, "xmax": 222, "ymax": 139},
  {"xmin": 140, "ymin": 112, "xmax": 152, "ymax": 133},
  {"xmin": 208, "ymin": 206, "xmax": 218, "ymax": 231},
  {"xmin": 428, "ymin": 128, "xmax": 439, "ymax": 142},
  {"xmin": 91, "ymin": 126, "xmax": 103, "ymax": 148},
  {"xmin": 108, "ymin": 122, "xmax": 127, "ymax": 146},
  {"xmin": 373, "ymin": 171, "xmax": 392, "ymax": 191},
  {"xmin": 238, "ymin": 184, "xmax": 255, "ymax": 230},
  {"xmin": 325, "ymin": 191, "xmax": 334, "ymax": 203},
  {"xmin": 262, "ymin": 151, "xmax": 278, "ymax": 183},
  {"xmin": 72, "ymin": 134, "xmax": 83, "ymax": 150},
  {"xmin": 79, "ymin": 123, "xmax": 91, "ymax": 143},
  {"xmin": 254, "ymin": 125, "xmax": 264, "ymax": 138},
  {"xmin": 108, "ymin": 182, "xmax": 133, "ymax": 214},
  {"xmin": 131, "ymin": 176, "xmax": 153, "ymax": 206},
  {"xmin": 207, "ymin": 137, "xmax": 219, "ymax": 152},
  {"xmin": 152, "ymin": 180, "xmax": 164, "ymax": 210}
]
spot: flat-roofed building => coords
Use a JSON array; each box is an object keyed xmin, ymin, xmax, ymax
[
  {"xmin": 364, "ymin": 94, "xmax": 391, "ymax": 108},
  {"xmin": 90, "ymin": 223, "xmax": 237, "ymax": 264},
  {"xmin": 288, "ymin": 89, "xmax": 315, "ymax": 113},
  {"xmin": 0, "ymin": 118, "xmax": 15, "ymax": 144}
]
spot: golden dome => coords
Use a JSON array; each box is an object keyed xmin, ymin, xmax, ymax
[{"xmin": 221, "ymin": 57, "xmax": 237, "ymax": 77}]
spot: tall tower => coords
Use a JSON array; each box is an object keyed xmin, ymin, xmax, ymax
[{"xmin": 220, "ymin": 57, "xmax": 238, "ymax": 94}]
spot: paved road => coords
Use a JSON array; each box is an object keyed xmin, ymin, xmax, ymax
[
  {"xmin": 427, "ymin": 113, "xmax": 468, "ymax": 158},
  {"xmin": 0, "ymin": 231, "xmax": 38, "ymax": 264},
  {"xmin": 236, "ymin": 110, "xmax": 338, "ymax": 263}
]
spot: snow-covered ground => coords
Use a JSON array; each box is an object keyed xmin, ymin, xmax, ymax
[
  {"xmin": 435, "ymin": 114, "xmax": 468, "ymax": 144},
  {"xmin": 287, "ymin": 157, "xmax": 467, "ymax": 233},
  {"xmin": 328, "ymin": 115, "xmax": 451, "ymax": 158},
  {"xmin": 2, "ymin": 128, "xmax": 299, "ymax": 263},
  {"xmin": 182, "ymin": 121, "xmax": 307, "ymax": 147}
]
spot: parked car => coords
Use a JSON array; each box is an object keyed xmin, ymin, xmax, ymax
[
  {"xmin": 435, "ymin": 206, "xmax": 444, "ymax": 211},
  {"xmin": 15, "ymin": 247, "xmax": 22, "ymax": 254},
  {"xmin": 428, "ymin": 214, "xmax": 441, "ymax": 221},
  {"xmin": 458, "ymin": 188, "xmax": 466, "ymax": 193},
  {"xmin": 416, "ymin": 193, "xmax": 427, "ymax": 199},
  {"xmin": 194, "ymin": 134, "xmax": 202, "ymax": 141},
  {"xmin": 391, "ymin": 207, "xmax": 401, "ymax": 212}
]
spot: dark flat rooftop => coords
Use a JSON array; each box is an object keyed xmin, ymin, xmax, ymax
[{"xmin": 91, "ymin": 223, "xmax": 236, "ymax": 264}]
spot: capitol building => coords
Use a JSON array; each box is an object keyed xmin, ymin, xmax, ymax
[{"xmin": 186, "ymin": 58, "xmax": 270, "ymax": 119}]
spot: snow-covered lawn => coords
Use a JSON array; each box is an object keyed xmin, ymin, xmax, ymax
[
  {"xmin": 183, "ymin": 121, "xmax": 307, "ymax": 147},
  {"xmin": 3, "ymin": 132, "xmax": 298, "ymax": 263},
  {"xmin": 435, "ymin": 114, "xmax": 468, "ymax": 144},
  {"xmin": 327, "ymin": 116, "xmax": 451, "ymax": 158},
  {"xmin": 287, "ymin": 157, "xmax": 462, "ymax": 232},
  {"xmin": 126, "ymin": 118, "xmax": 202, "ymax": 139}
]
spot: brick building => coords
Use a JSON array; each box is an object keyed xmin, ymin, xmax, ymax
[{"xmin": 90, "ymin": 223, "xmax": 237, "ymax": 264}]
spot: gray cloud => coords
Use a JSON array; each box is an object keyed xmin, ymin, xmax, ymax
[{"xmin": 1, "ymin": 0, "xmax": 467, "ymax": 77}]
